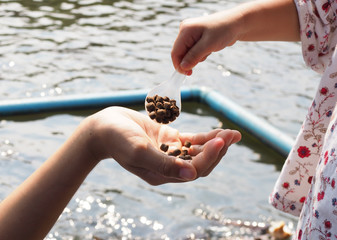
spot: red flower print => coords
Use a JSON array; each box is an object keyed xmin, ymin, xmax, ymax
[
  {"xmin": 298, "ymin": 229, "xmax": 302, "ymax": 240},
  {"xmin": 324, "ymin": 219, "xmax": 332, "ymax": 229},
  {"xmin": 308, "ymin": 176, "xmax": 313, "ymax": 184},
  {"xmin": 332, "ymin": 179, "xmax": 335, "ymax": 188},
  {"xmin": 320, "ymin": 87, "xmax": 329, "ymax": 95},
  {"xmin": 300, "ymin": 196, "xmax": 306, "ymax": 203},
  {"xmin": 318, "ymin": 191, "xmax": 325, "ymax": 201},
  {"xmin": 283, "ymin": 182, "xmax": 290, "ymax": 189},
  {"xmin": 322, "ymin": 1, "xmax": 331, "ymax": 13},
  {"xmin": 325, "ymin": 150, "xmax": 329, "ymax": 158},
  {"xmin": 308, "ymin": 44, "xmax": 315, "ymax": 51},
  {"xmin": 324, "ymin": 151, "xmax": 329, "ymax": 165},
  {"xmin": 297, "ymin": 146, "xmax": 311, "ymax": 158},
  {"xmin": 319, "ymin": 52, "xmax": 329, "ymax": 57}
]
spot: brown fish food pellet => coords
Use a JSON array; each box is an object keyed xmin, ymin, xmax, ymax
[
  {"xmin": 179, "ymin": 155, "xmax": 192, "ymax": 160},
  {"xmin": 149, "ymin": 111, "xmax": 156, "ymax": 120},
  {"xmin": 145, "ymin": 94, "xmax": 180, "ymax": 124},
  {"xmin": 184, "ymin": 141, "xmax": 191, "ymax": 148},
  {"xmin": 181, "ymin": 149, "xmax": 188, "ymax": 156},
  {"xmin": 168, "ymin": 149, "xmax": 181, "ymax": 157},
  {"xmin": 145, "ymin": 102, "xmax": 156, "ymax": 112},
  {"xmin": 160, "ymin": 143, "xmax": 169, "ymax": 152},
  {"xmin": 159, "ymin": 141, "xmax": 192, "ymax": 160}
]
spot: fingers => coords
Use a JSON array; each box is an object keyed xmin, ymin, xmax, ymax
[
  {"xmin": 121, "ymin": 129, "xmax": 240, "ymax": 185},
  {"xmin": 190, "ymin": 137, "xmax": 225, "ymax": 177},
  {"xmin": 179, "ymin": 129, "xmax": 223, "ymax": 146},
  {"xmin": 171, "ymin": 21, "xmax": 193, "ymax": 62},
  {"xmin": 201, "ymin": 130, "xmax": 241, "ymax": 176},
  {"xmin": 173, "ymin": 42, "xmax": 211, "ymax": 75},
  {"xmin": 127, "ymin": 143, "xmax": 197, "ymax": 185},
  {"xmin": 179, "ymin": 36, "xmax": 212, "ymax": 72},
  {"xmin": 216, "ymin": 129, "xmax": 241, "ymax": 157},
  {"xmin": 171, "ymin": 20, "xmax": 206, "ymax": 75},
  {"xmin": 132, "ymin": 161, "xmax": 196, "ymax": 185},
  {"xmin": 182, "ymin": 129, "xmax": 241, "ymax": 177}
]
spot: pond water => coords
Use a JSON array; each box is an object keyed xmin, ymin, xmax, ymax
[{"xmin": 0, "ymin": 0, "xmax": 322, "ymax": 239}]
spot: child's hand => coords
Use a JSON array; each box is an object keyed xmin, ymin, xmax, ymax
[
  {"xmin": 171, "ymin": 10, "xmax": 243, "ymax": 75},
  {"xmin": 171, "ymin": 0, "xmax": 300, "ymax": 75}
]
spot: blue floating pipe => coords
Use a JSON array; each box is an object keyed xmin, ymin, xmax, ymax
[
  {"xmin": 0, "ymin": 86, "xmax": 294, "ymax": 156},
  {"xmin": 0, "ymin": 89, "xmax": 148, "ymax": 115},
  {"xmin": 191, "ymin": 87, "xmax": 294, "ymax": 156}
]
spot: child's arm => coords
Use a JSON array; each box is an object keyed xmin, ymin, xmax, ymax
[
  {"xmin": 239, "ymin": 0, "xmax": 300, "ymax": 41},
  {"xmin": 171, "ymin": 0, "xmax": 300, "ymax": 75}
]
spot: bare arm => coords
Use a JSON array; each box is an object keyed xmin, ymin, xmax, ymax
[
  {"xmin": 239, "ymin": 0, "xmax": 300, "ymax": 41},
  {"xmin": 171, "ymin": 0, "xmax": 300, "ymax": 75},
  {"xmin": 0, "ymin": 118, "xmax": 99, "ymax": 239},
  {"xmin": 0, "ymin": 107, "xmax": 241, "ymax": 239}
]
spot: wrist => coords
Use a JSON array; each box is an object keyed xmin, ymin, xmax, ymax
[
  {"xmin": 235, "ymin": 1, "xmax": 260, "ymax": 41},
  {"xmin": 74, "ymin": 115, "xmax": 108, "ymax": 164},
  {"xmin": 210, "ymin": 7, "xmax": 246, "ymax": 46}
]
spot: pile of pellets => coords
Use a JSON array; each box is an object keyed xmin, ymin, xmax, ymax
[
  {"xmin": 145, "ymin": 95, "xmax": 180, "ymax": 124},
  {"xmin": 160, "ymin": 141, "xmax": 192, "ymax": 160}
]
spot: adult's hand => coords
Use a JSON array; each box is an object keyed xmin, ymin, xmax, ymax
[{"xmin": 88, "ymin": 107, "xmax": 241, "ymax": 185}]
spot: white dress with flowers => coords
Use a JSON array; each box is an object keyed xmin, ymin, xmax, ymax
[{"xmin": 269, "ymin": 0, "xmax": 337, "ymax": 239}]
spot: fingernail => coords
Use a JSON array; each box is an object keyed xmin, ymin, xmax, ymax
[
  {"xmin": 185, "ymin": 69, "xmax": 192, "ymax": 76},
  {"xmin": 179, "ymin": 168, "xmax": 195, "ymax": 180},
  {"xmin": 180, "ymin": 60, "xmax": 189, "ymax": 69}
]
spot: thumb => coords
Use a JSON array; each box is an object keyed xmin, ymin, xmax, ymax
[
  {"xmin": 180, "ymin": 37, "xmax": 211, "ymax": 71},
  {"xmin": 138, "ymin": 144, "xmax": 197, "ymax": 182},
  {"xmin": 157, "ymin": 155, "xmax": 197, "ymax": 181},
  {"xmin": 191, "ymin": 137, "xmax": 225, "ymax": 177}
]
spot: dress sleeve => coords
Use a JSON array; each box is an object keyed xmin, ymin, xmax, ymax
[
  {"xmin": 269, "ymin": 0, "xmax": 337, "ymax": 216},
  {"xmin": 295, "ymin": 0, "xmax": 337, "ymax": 73}
]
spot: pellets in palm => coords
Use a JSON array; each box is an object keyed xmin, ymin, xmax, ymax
[{"xmin": 159, "ymin": 141, "xmax": 192, "ymax": 160}]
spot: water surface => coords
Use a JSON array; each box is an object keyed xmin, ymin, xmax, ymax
[{"xmin": 0, "ymin": 0, "xmax": 320, "ymax": 239}]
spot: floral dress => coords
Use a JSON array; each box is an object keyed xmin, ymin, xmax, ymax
[{"xmin": 268, "ymin": 0, "xmax": 337, "ymax": 239}]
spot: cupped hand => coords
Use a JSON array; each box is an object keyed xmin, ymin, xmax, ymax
[{"xmin": 87, "ymin": 107, "xmax": 241, "ymax": 185}]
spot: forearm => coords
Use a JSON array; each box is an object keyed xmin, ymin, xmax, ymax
[
  {"xmin": 238, "ymin": 0, "xmax": 300, "ymax": 41},
  {"xmin": 0, "ymin": 106, "xmax": 241, "ymax": 239},
  {"xmin": 0, "ymin": 119, "xmax": 99, "ymax": 239}
]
